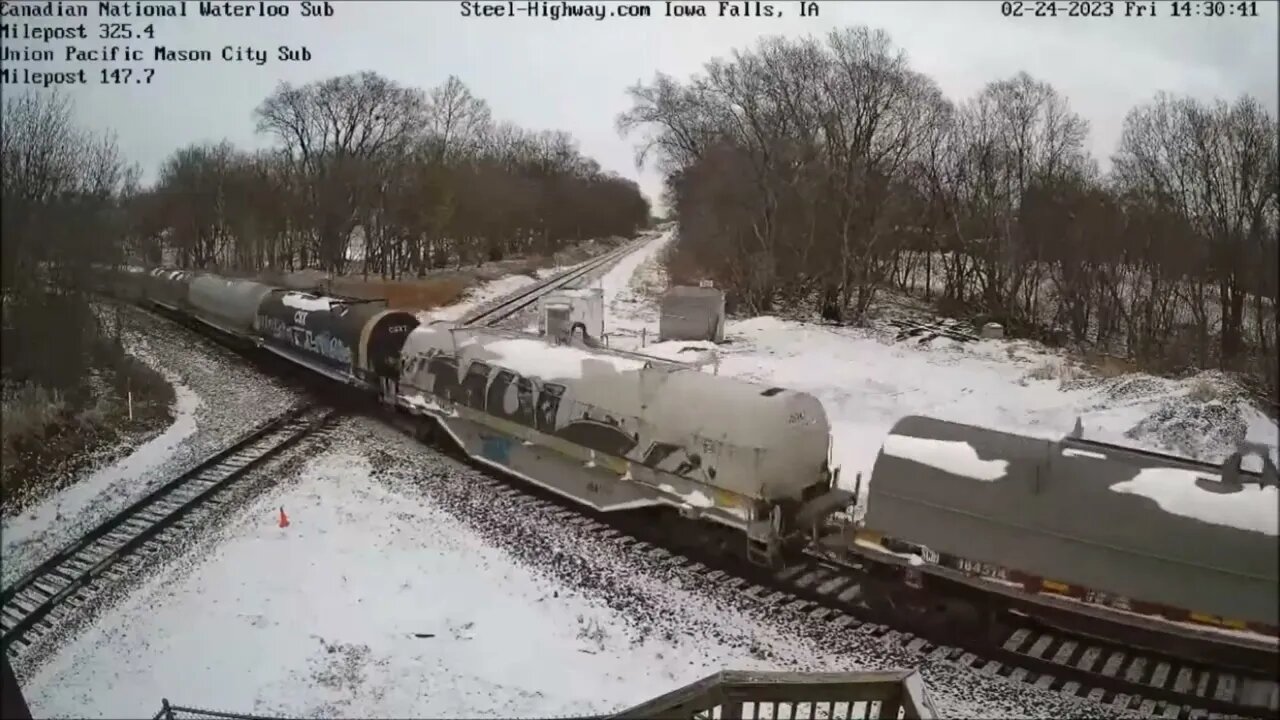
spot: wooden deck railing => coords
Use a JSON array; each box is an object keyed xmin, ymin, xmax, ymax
[{"xmin": 608, "ymin": 669, "xmax": 938, "ymax": 720}]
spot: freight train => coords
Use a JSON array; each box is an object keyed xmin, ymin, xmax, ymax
[
  {"xmin": 97, "ymin": 267, "xmax": 852, "ymax": 563},
  {"xmin": 92, "ymin": 265, "xmax": 1279, "ymax": 658}
]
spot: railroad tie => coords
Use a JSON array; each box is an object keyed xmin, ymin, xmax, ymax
[
  {"xmin": 1003, "ymin": 628, "xmax": 1033, "ymax": 652},
  {"xmin": 1051, "ymin": 639, "xmax": 1078, "ymax": 665},
  {"xmin": 794, "ymin": 568, "xmax": 829, "ymax": 588},
  {"xmin": 1211, "ymin": 674, "xmax": 1236, "ymax": 704},
  {"xmin": 1076, "ymin": 646, "xmax": 1105, "ymax": 672},
  {"xmin": 815, "ymin": 575, "xmax": 851, "ymax": 596},
  {"xmin": 1149, "ymin": 661, "xmax": 1172, "ymax": 690},
  {"xmin": 1101, "ymin": 651, "xmax": 1127, "ymax": 677},
  {"xmin": 1026, "ymin": 634, "xmax": 1055, "ymax": 659}
]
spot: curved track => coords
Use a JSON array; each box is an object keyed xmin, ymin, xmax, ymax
[
  {"xmin": 459, "ymin": 240, "xmax": 640, "ymax": 326},
  {"xmin": 0, "ymin": 404, "xmax": 339, "ymax": 657}
]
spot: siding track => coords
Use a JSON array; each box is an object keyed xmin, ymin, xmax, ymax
[{"xmin": 459, "ymin": 240, "xmax": 639, "ymax": 326}]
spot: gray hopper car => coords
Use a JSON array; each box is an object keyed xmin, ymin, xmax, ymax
[
  {"xmin": 397, "ymin": 323, "xmax": 848, "ymax": 563},
  {"xmin": 860, "ymin": 414, "xmax": 1279, "ymax": 634},
  {"xmin": 187, "ymin": 275, "xmax": 278, "ymax": 337},
  {"xmin": 144, "ymin": 269, "xmax": 196, "ymax": 311}
]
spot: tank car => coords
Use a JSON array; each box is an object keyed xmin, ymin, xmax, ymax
[
  {"xmin": 253, "ymin": 289, "xmax": 419, "ymax": 387},
  {"xmin": 855, "ymin": 414, "xmax": 1279, "ymax": 637},
  {"xmin": 187, "ymin": 275, "xmax": 278, "ymax": 338},
  {"xmin": 143, "ymin": 268, "xmax": 196, "ymax": 311},
  {"xmin": 395, "ymin": 322, "xmax": 849, "ymax": 564}
]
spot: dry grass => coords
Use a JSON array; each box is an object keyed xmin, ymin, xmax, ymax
[
  {"xmin": 1026, "ymin": 359, "xmax": 1086, "ymax": 384},
  {"xmin": 1186, "ymin": 377, "xmax": 1221, "ymax": 403},
  {"xmin": 2, "ymin": 383, "xmax": 67, "ymax": 445},
  {"xmin": 1, "ymin": 382, "xmax": 68, "ymax": 481},
  {"xmin": 329, "ymin": 276, "xmax": 471, "ymax": 311},
  {"xmin": 1082, "ymin": 350, "xmax": 1139, "ymax": 378}
]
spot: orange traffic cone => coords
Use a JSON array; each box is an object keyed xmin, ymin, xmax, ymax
[{"xmin": 278, "ymin": 506, "xmax": 290, "ymax": 528}]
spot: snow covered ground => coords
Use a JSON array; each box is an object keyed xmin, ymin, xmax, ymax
[
  {"xmin": 23, "ymin": 418, "xmax": 1126, "ymax": 719},
  {"xmin": 595, "ymin": 233, "xmax": 1279, "ymax": 503},
  {"xmin": 2, "ymin": 306, "xmax": 301, "ymax": 586},
  {"xmin": 597, "ymin": 227, "xmax": 677, "ymax": 332}
]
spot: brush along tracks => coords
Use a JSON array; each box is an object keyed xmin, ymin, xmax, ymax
[
  {"xmin": 459, "ymin": 241, "xmax": 639, "ymax": 326},
  {"xmin": 445, "ymin": 464, "xmax": 1276, "ymax": 720},
  {"xmin": 0, "ymin": 404, "xmax": 340, "ymax": 658}
]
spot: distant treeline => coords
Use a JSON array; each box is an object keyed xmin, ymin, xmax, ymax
[
  {"xmin": 618, "ymin": 27, "xmax": 1278, "ymax": 401},
  {"xmin": 136, "ymin": 73, "xmax": 650, "ymax": 277}
]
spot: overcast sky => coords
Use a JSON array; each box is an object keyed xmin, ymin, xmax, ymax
[{"xmin": 13, "ymin": 0, "xmax": 1278, "ymax": 208}]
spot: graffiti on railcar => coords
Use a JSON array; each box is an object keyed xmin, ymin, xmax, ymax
[
  {"xmin": 411, "ymin": 348, "xmax": 642, "ymax": 465},
  {"xmin": 256, "ymin": 313, "xmax": 353, "ymax": 366},
  {"xmin": 639, "ymin": 440, "xmax": 712, "ymax": 484}
]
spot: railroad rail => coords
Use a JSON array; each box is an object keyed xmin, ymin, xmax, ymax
[
  {"xmin": 0, "ymin": 403, "xmax": 338, "ymax": 657},
  {"xmin": 431, "ymin": 457, "xmax": 1278, "ymax": 720},
  {"xmin": 459, "ymin": 239, "xmax": 641, "ymax": 327}
]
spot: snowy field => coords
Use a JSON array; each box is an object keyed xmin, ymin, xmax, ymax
[
  {"xmin": 24, "ymin": 417, "xmax": 1127, "ymax": 719},
  {"xmin": 2, "ymin": 306, "xmax": 301, "ymax": 587},
  {"xmin": 593, "ymin": 233, "xmax": 1279, "ymax": 503}
]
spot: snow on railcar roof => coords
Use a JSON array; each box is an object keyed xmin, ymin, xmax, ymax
[
  {"xmin": 479, "ymin": 337, "xmax": 647, "ymax": 380},
  {"xmin": 280, "ymin": 292, "xmax": 337, "ymax": 312},
  {"xmin": 881, "ymin": 434, "xmax": 1011, "ymax": 482},
  {"xmin": 1111, "ymin": 467, "xmax": 1279, "ymax": 536}
]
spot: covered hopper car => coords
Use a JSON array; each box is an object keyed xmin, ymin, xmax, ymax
[
  {"xmin": 846, "ymin": 414, "xmax": 1279, "ymax": 648},
  {"xmin": 144, "ymin": 269, "xmax": 196, "ymax": 312},
  {"xmin": 187, "ymin": 275, "xmax": 277, "ymax": 338}
]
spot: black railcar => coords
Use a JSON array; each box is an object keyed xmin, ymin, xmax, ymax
[{"xmin": 253, "ymin": 290, "xmax": 419, "ymax": 385}]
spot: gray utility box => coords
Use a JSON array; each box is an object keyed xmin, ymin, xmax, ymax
[{"xmin": 660, "ymin": 286, "xmax": 726, "ymax": 343}]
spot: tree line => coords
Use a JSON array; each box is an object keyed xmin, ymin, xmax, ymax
[
  {"xmin": 1, "ymin": 91, "xmax": 175, "ymax": 495},
  {"xmin": 136, "ymin": 73, "xmax": 650, "ymax": 278},
  {"xmin": 617, "ymin": 27, "xmax": 1278, "ymax": 403}
]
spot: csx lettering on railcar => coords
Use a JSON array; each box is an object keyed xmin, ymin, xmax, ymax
[{"xmin": 255, "ymin": 314, "xmax": 352, "ymax": 365}]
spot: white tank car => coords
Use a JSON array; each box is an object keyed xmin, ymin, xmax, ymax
[{"xmin": 396, "ymin": 322, "xmax": 846, "ymax": 563}]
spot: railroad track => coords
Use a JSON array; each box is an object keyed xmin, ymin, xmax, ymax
[
  {"xmin": 780, "ymin": 557, "xmax": 1279, "ymax": 720},
  {"xmin": 0, "ymin": 403, "xmax": 339, "ymax": 657},
  {"xmin": 427, "ymin": 457, "xmax": 1276, "ymax": 720},
  {"xmin": 459, "ymin": 239, "xmax": 641, "ymax": 326}
]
